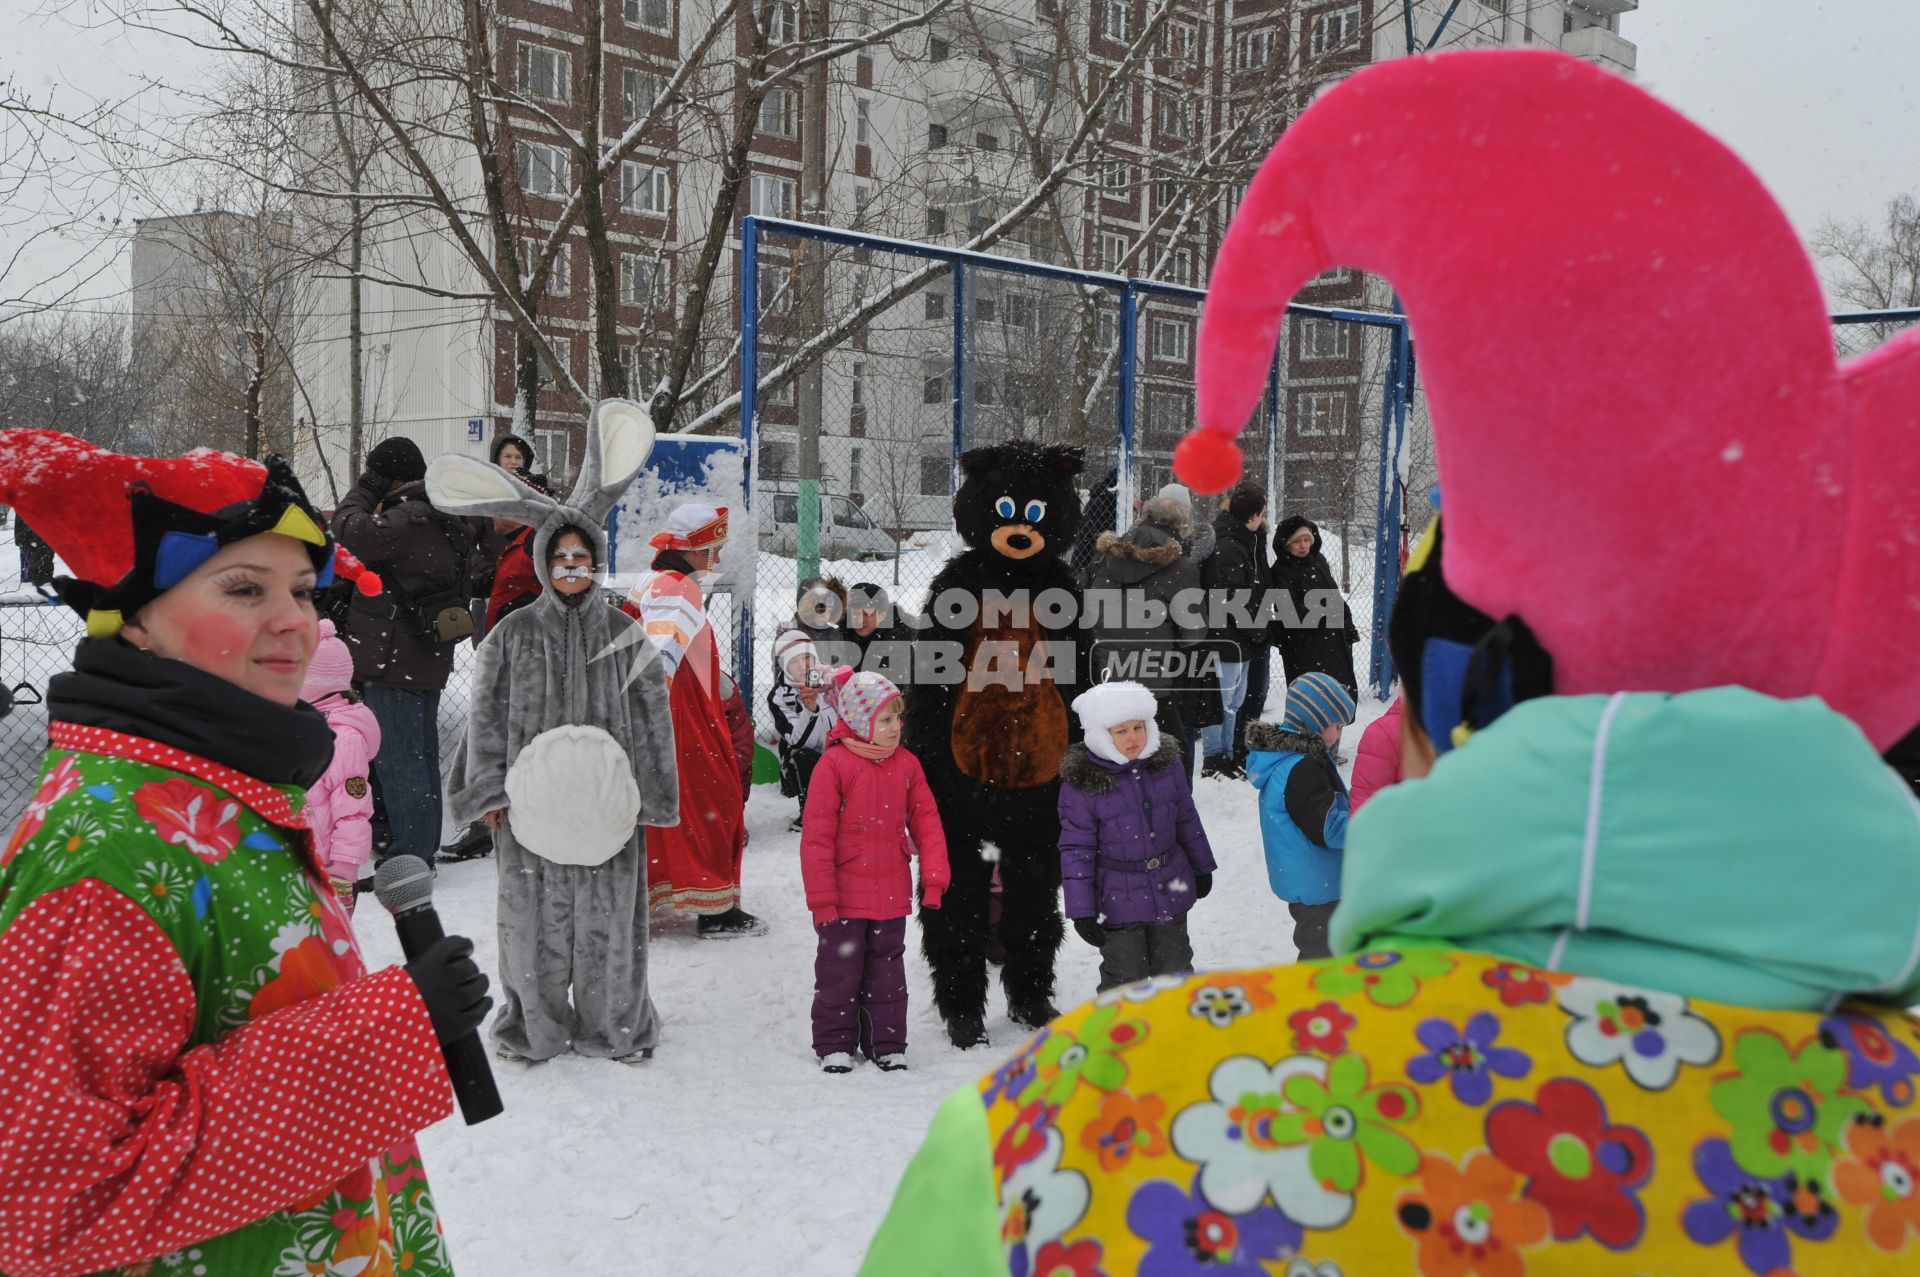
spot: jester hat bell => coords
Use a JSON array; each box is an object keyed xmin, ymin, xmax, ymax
[
  {"xmin": 1178, "ymin": 50, "xmax": 1920, "ymax": 751},
  {"xmin": 0, "ymin": 429, "xmax": 379, "ymax": 638}
]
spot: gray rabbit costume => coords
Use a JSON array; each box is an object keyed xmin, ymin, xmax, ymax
[{"xmin": 436, "ymin": 402, "xmax": 680, "ymax": 1062}]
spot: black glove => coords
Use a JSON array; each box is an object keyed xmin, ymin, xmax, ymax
[
  {"xmin": 1194, "ymin": 872, "xmax": 1213, "ymax": 900},
  {"xmin": 1072, "ymin": 917, "xmax": 1107, "ymax": 949},
  {"xmin": 405, "ymin": 936, "xmax": 493, "ymax": 1045},
  {"xmin": 356, "ymin": 469, "xmax": 394, "ymax": 499}
]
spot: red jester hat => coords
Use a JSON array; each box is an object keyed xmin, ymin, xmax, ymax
[{"xmin": 1176, "ymin": 49, "xmax": 1920, "ymax": 751}]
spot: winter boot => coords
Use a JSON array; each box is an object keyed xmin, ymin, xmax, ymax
[
  {"xmin": 698, "ymin": 907, "xmax": 769, "ymax": 939},
  {"xmin": 872, "ymin": 1054, "xmax": 908, "ymax": 1072},
  {"xmin": 819, "ymin": 1052, "xmax": 856, "ymax": 1074},
  {"xmin": 437, "ymin": 821, "xmax": 492, "ymax": 863},
  {"xmin": 614, "ymin": 1047, "xmax": 655, "ymax": 1066},
  {"xmin": 946, "ymin": 1012, "xmax": 989, "ymax": 1050},
  {"xmin": 1007, "ymin": 999, "xmax": 1061, "ymax": 1030}
]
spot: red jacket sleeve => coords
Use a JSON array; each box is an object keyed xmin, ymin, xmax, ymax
[
  {"xmin": 903, "ymin": 755, "xmax": 950, "ymax": 906},
  {"xmin": 1349, "ymin": 700, "xmax": 1405, "ymax": 815},
  {"xmin": 486, "ymin": 532, "xmax": 540, "ymax": 631},
  {"xmin": 0, "ymin": 880, "xmax": 453, "ymax": 1277},
  {"xmin": 799, "ymin": 750, "xmax": 846, "ymax": 913}
]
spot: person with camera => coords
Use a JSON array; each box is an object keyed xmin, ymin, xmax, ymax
[{"xmin": 332, "ymin": 437, "xmax": 488, "ymax": 867}]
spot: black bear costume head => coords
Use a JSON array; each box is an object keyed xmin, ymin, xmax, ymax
[{"xmin": 954, "ymin": 442, "xmax": 1085, "ymax": 561}]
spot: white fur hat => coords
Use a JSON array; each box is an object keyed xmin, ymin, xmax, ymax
[{"xmin": 1070, "ymin": 681, "xmax": 1162, "ymax": 766}]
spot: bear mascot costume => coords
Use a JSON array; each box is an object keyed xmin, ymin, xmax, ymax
[{"xmin": 909, "ymin": 440, "xmax": 1086, "ymax": 1048}]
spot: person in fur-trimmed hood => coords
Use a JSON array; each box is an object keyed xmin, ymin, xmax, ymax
[
  {"xmin": 437, "ymin": 402, "xmax": 681, "ymax": 1065},
  {"xmin": 1058, "ymin": 681, "xmax": 1215, "ymax": 993},
  {"xmin": 1246, "ymin": 671, "xmax": 1355, "ymax": 961},
  {"xmin": 1084, "ymin": 496, "xmax": 1206, "ymax": 744}
]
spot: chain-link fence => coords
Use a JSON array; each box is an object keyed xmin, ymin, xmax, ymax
[{"xmin": 739, "ymin": 216, "xmax": 1421, "ymax": 709}]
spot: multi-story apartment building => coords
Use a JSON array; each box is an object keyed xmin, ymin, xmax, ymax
[{"xmin": 289, "ymin": 0, "xmax": 1636, "ymax": 545}]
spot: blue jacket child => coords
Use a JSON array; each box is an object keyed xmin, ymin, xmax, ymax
[{"xmin": 1245, "ymin": 671, "xmax": 1356, "ymax": 960}]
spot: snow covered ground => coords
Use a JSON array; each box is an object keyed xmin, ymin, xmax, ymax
[{"xmin": 353, "ymin": 694, "xmax": 1390, "ymax": 1277}]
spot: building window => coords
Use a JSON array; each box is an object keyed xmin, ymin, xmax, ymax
[
  {"xmin": 974, "ymin": 376, "xmax": 996, "ymax": 406},
  {"xmin": 1312, "ymin": 265, "xmax": 1354, "ymax": 286},
  {"xmin": 767, "ymin": 378, "xmax": 796, "ymax": 406},
  {"xmin": 926, "ymin": 207, "xmax": 948, "ymax": 235},
  {"xmin": 922, "ymin": 373, "xmax": 946, "ymax": 404},
  {"xmin": 535, "ymin": 428, "xmax": 572, "ymax": 484},
  {"xmin": 849, "ymin": 446, "xmax": 862, "ymax": 494},
  {"xmin": 928, "ymin": 122, "xmax": 949, "ymax": 149},
  {"xmin": 1298, "ymin": 390, "xmax": 1347, "ymax": 436},
  {"xmin": 1310, "ymin": 5, "xmax": 1363, "ymax": 58},
  {"xmin": 929, "ymin": 34, "xmax": 950, "ymax": 61},
  {"xmin": 1005, "ymin": 290, "xmax": 1035, "ymax": 331},
  {"xmin": 621, "ymin": 253, "xmax": 657, "ymax": 307},
  {"xmin": 856, "ymin": 98, "xmax": 871, "ymax": 145},
  {"xmin": 758, "ymin": 88, "xmax": 797, "ymax": 139},
  {"xmin": 775, "ymin": 1, "xmax": 798, "ymax": 40},
  {"xmin": 1104, "ymin": 0, "xmax": 1131, "ymax": 42},
  {"xmin": 1300, "ymin": 317, "xmax": 1350, "ymax": 360},
  {"xmin": 1102, "ymin": 162, "xmax": 1132, "ymax": 191},
  {"xmin": 1155, "ymin": 95, "xmax": 1189, "ymax": 140},
  {"xmin": 623, "ymin": 68, "xmax": 664, "ymax": 123},
  {"xmin": 1161, "ymin": 20, "xmax": 1197, "ymax": 61},
  {"xmin": 920, "ymin": 455, "xmax": 949, "ymax": 495},
  {"xmin": 528, "ymin": 335, "xmax": 571, "ymax": 386},
  {"xmin": 1100, "ymin": 232, "xmax": 1129, "ymax": 272},
  {"xmin": 515, "ymin": 141, "xmax": 569, "ymax": 196},
  {"xmin": 851, "ymin": 361, "xmax": 864, "ymax": 406},
  {"xmin": 975, "ymin": 131, "xmax": 999, "ymax": 151},
  {"xmin": 1171, "ymin": 248, "xmax": 1194, "ymax": 287},
  {"xmin": 621, "ymin": 344, "xmax": 659, "ymax": 395},
  {"xmin": 519, "ymin": 238, "xmax": 572, "ymax": 297},
  {"xmin": 748, "ymin": 171, "xmax": 794, "ymax": 216},
  {"xmin": 517, "ymin": 43, "xmax": 571, "ymax": 103},
  {"xmin": 1234, "ymin": 28, "xmax": 1274, "ymax": 70},
  {"xmin": 1151, "ymin": 317, "xmax": 1190, "ymax": 361},
  {"xmin": 1113, "ymin": 86, "xmax": 1135, "ymax": 125},
  {"xmin": 620, "ymin": 161, "xmax": 670, "ymax": 215},
  {"xmin": 624, "ymin": 0, "xmax": 671, "ymax": 32},
  {"xmin": 975, "ymin": 296, "xmax": 997, "ymax": 324},
  {"xmin": 924, "ymin": 291, "xmax": 946, "ymax": 320},
  {"xmin": 757, "ymin": 258, "xmax": 793, "ymax": 314}
]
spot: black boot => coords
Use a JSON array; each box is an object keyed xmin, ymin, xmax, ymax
[
  {"xmin": 946, "ymin": 1011, "xmax": 989, "ymax": 1049},
  {"xmin": 1007, "ymin": 999, "xmax": 1060, "ymax": 1030},
  {"xmin": 437, "ymin": 821, "xmax": 492, "ymax": 863},
  {"xmin": 697, "ymin": 907, "xmax": 769, "ymax": 939}
]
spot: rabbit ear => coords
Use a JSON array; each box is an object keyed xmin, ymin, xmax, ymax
[
  {"xmin": 426, "ymin": 455, "xmax": 553, "ymax": 524},
  {"xmin": 568, "ymin": 398, "xmax": 657, "ymax": 518}
]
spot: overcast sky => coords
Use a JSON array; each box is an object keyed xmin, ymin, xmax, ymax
[
  {"xmin": 3, "ymin": 1, "xmax": 1916, "ymax": 309},
  {"xmin": 1628, "ymin": 0, "xmax": 1919, "ymax": 245}
]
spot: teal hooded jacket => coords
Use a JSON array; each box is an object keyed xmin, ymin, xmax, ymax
[{"xmin": 1333, "ymin": 686, "xmax": 1920, "ymax": 1010}]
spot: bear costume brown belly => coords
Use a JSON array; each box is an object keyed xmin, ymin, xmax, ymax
[{"xmin": 949, "ymin": 619, "xmax": 1069, "ymax": 790}]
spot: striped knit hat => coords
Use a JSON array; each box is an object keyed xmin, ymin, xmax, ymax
[
  {"xmin": 1282, "ymin": 672, "xmax": 1356, "ymax": 736},
  {"xmin": 827, "ymin": 666, "xmax": 902, "ymax": 742}
]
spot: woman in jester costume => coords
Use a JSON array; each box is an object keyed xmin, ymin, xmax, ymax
[
  {"xmin": 0, "ymin": 431, "xmax": 487, "ymax": 1276},
  {"xmin": 862, "ymin": 51, "xmax": 1920, "ymax": 1275}
]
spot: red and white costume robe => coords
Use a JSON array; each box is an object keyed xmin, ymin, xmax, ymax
[{"xmin": 624, "ymin": 569, "xmax": 747, "ymax": 915}]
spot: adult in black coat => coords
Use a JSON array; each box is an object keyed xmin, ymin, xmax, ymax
[
  {"xmin": 1069, "ymin": 463, "xmax": 1119, "ymax": 581},
  {"xmin": 13, "ymin": 516, "xmax": 55, "ymax": 588},
  {"xmin": 1084, "ymin": 497, "xmax": 1206, "ymax": 747},
  {"xmin": 1269, "ymin": 515, "xmax": 1359, "ymax": 702},
  {"xmin": 1200, "ymin": 482, "xmax": 1270, "ymax": 772}
]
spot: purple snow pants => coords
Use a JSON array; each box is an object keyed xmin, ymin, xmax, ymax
[{"xmin": 812, "ymin": 916, "xmax": 909, "ymax": 1058}]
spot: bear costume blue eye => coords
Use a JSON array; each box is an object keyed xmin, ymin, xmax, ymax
[
  {"xmin": 995, "ymin": 496, "xmax": 1016, "ymax": 519},
  {"xmin": 1024, "ymin": 499, "xmax": 1047, "ymax": 523}
]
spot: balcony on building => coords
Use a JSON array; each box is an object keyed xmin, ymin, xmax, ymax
[
  {"xmin": 1571, "ymin": 0, "xmax": 1638, "ymax": 16},
  {"xmin": 1562, "ymin": 23, "xmax": 1636, "ymax": 76}
]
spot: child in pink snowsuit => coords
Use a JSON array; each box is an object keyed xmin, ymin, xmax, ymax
[
  {"xmin": 300, "ymin": 619, "xmax": 381, "ymax": 911},
  {"xmin": 800, "ymin": 668, "xmax": 950, "ymax": 1073}
]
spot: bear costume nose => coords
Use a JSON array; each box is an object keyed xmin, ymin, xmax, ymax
[{"xmin": 1005, "ymin": 532, "xmax": 1033, "ymax": 551}]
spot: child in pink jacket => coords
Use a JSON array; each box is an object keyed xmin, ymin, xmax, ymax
[
  {"xmin": 1348, "ymin": 695, "xmax": 1404, "ymax": 814},
  {"xmin": 300, "ymin": 620, "xmax": 382, "ymax": 911},
  {"xmin": 800, "ymin": 668, "xmax": 950, "ymax": 1074}
]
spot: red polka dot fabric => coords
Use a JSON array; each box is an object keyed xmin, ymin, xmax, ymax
[{"xmin": 0, "ymin": 736, "xmax": 458, "ymax": 1275}]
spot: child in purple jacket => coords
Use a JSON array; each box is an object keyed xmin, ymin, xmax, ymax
[{"xmin": 1058, "ymin": 681, "xmax": 1217, "ymax": 992}]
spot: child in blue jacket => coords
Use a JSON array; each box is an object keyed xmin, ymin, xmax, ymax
[{"xmin": 1245, "ymin": 671, "xmax": 1355, "ymax": 959}]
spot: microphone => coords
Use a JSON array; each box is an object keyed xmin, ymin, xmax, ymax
[{"xmin": 373, "ymin": 857, "xmax": 504, "ymax": 1125}]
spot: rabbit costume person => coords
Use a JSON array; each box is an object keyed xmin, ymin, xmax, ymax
[{"xmin": 433, "ymin": 402, "xmax": 680, "ymax": 1063}]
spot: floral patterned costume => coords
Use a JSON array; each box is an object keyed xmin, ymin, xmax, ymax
[
  {"xmin": 863, "ymin": 690, "xmax": 1920, "ymax": 1275},
  {"xmin": 0, "ymin": 699, "xmax": 455, "ymax": 1275}
]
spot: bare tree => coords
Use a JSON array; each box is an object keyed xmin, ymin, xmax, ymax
[
  {"xmin": 0, "ymin": 311, "xmax": 159, "ymax": 448},
  {"xmin": 1814, "ymin": 192, "xmax": 1920, "ymax": 355}
]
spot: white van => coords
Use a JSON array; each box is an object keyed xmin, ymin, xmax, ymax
[{"xmin": 757, "ymin": 482, "xmax": 898, "ymax": 561}]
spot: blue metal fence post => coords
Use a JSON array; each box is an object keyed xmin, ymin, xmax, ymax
[
  {"xmin": 1116, "ymin": 283, "xmax": 1139, "ymax": 527},
  {"xmin": 1264, "ymin": 355, "xmax": 1282, "ymax": 512},
  {"xmin": 950, "ymin": 263, "xmax": 967, "ymax": 494},
  {"xmin": 738, "ymin": 216, "xmax": 761, "ymax": 710},
  {"xmin": 1368, "ymin": 319, "xmax": 1411, "ymax": 698}
]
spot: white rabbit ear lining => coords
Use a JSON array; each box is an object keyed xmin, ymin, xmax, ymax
[
  {"xmin": 594, "ymin": 399, "xmax": 656, "ymax": 488},
  {"xmin": 426, "ymin": 455, "xmax": 533, "ymax": 510}
]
